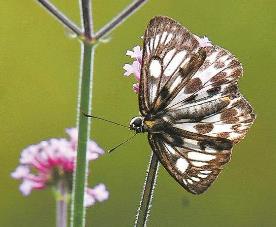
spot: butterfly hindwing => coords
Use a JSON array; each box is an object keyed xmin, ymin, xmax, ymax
[
  {"xmin": 166, "ymin": 45, "xmax": 244, "ymax": 111},
  {"xmin": 148, "ymin": 132, "xmax": 232, "ymax": 194}
]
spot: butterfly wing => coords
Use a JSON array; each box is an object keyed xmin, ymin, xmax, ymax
[
  {"xmin": 139, "ymin": 16, "xmax": 206, "ymax": 116},
  {"xmin": 148, "ymin": 132, "xmax": 232, "ymax": 194},
  {"xmin": 164, "ymin": 45, "xmax": 256, "ymax": 144},
  {"xmin": 139, "ymin": 16, "xmax": 255, "ymax": 194}
]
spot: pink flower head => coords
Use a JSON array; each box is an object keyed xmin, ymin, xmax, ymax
[
  {"xmin": 11, "ymin": 128, "xmax": 108, "ymax": 207},
  {"xmin": 194, "ymin": 34, "xmax": 212, "ymax": 48},
  {"xmin": 123, "ymin": 45, "xmax": 142, "ymax": 93}
]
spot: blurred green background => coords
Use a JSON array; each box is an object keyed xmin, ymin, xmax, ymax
[{"xmin": 1, "ymin": 0, "xmax": 275, "ymax": 226}]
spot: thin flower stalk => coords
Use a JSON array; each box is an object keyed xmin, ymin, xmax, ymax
[
  {"xmin": 56, "ymin": 180, "xmax": 69, "ymax": 227},
  {"xmin": 71, "ymin": 43, "xmax": 94, "ymax": 227},
  {"xmin": 135, "ymin": 153, "xmax": 159, "ymax": 227}
]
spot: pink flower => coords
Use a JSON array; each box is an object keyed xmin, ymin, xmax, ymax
[
  {"xmin": 84, "ymin": 184, "xmax": 109, "ymax": 207},
  {"xmin": 126, "ymin": 46, "xmax": 142, "ymax": 62},
  {"xmin": 194, "ymin": 34, "xmax": 212, "ymax": 48},
  {"xmin": 11, "ymin": 128, "xmax": 108, "ymax": 207},
  {"xmin": 123, "ymin": 46, "xmax": 142, "ymax": 93}
]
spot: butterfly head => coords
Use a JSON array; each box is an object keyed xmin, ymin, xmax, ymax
[{"xmin": 129, "ymin": 116, "xmax": 145, "ymax": 133}]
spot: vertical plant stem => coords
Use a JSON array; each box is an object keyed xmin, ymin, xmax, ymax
[
  {"xmin": 70, "ymin": 43, "xmax": 94, "ymax": 227},
  {"xmin": 135, "ymin": 152, "xmax": 159, "ymax": 227},
  {"xmin": 80, "ymin": 0, "xmax": 93, "ymax": 38},
  {"xmin": 70, "ymin": 1, "xmax": 94, "ymax": 226},
  {"xmin": 56, "ymin": 180, "xmax": 68, "ymax": 227}
]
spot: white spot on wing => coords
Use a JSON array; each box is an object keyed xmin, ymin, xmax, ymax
[
  {"xmin": 160, "ymin": 32, "xmax": 167, "ymax": 44},
  {"xmin": 198, "ymin": 174, "xmax": 208, "ymax": 178},
  {"xmin": 175, "ymin": 123, "xmax": 198, "ymax": 133},
  {"xmin": 150, "ymin": 38, "xmax": 154, "ymax": 51},
  {"xmin": 165, "ymin": 33, "xmax": 173, "ymax": 45},
  {"xmin": 187, "ymin": 179, "xmax": 193, "ymax": 184},
  {"xmin": 163, "ymin": 49, "xmax": 176, "ymax": 66},
  {"xmin": 191, "ymin": 177, "xmax": 200, "ymax": 182},
  {"xmin": 154, "ymin": 34, "xmax": 160, "ymax": 49},
  {"xmin": 149, "ymin": 59, "xmax": 162, "ymax": 78},
  {"xmin": 164, "ymin": 50, "xmax": 187, "ymax": 77},
  {"xmin": 176, "ymin": 158, "xmax": 189, "ymax": 173},
  {"xmin": 170, "ymin": 76, "xmax": 182, "ymax": 91},
  {"xmin": 164, "ymin": 143, "xmax": 176, "ymax": 155},
  {"xmin": 200, "ymin": 170, "xmax": 212, "ymax": 174},
  {"xmin": 191, "ymin": 161, "xmax": 207, "ymax": 167},
  {"xmin": 204, "ymin": 147, "xmax": 218, "ymax": 154},
  {"xmin": 188, "ymin": 152, "xmax": 216, "ymax": 161},
  {"xmin": 202, "ymin": 113, "xmax": 221, "ymax": 123},
  {"xmin": 146, "ymin": 44, "xmax": 150, "ymax": 55},
  {"xmin": 149, "ymin": 84, "xmax": 157, "ymax": 103},
  {"xmin": 183, "ymin": 179, "xmax": 188, "ymax": 185},
  {"xmin": 207, "ymin": 124, "xmax": 233, "ymax": 133},
  {"xmin": 184, "ymin": 138, "xmax": 198, "ymax": 146}
]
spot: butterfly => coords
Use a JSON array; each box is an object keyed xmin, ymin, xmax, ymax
[{"xmin": 128, "ymin": 16, "xmax": 256, "ymax": 194}]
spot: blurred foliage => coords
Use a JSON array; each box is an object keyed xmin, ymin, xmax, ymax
[{"xmin": 0, "ymin": 0, "xmax": 275, "ymax": 226}]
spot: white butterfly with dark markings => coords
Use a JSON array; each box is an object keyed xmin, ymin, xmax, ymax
[{"xmin": 128, "ymin": 16, "xmax": 255, "ymax": 194}]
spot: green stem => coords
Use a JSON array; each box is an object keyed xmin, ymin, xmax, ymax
[
  {"xmin": 135, "ymin": 152, "xmax": 159, "ymax": 227},
  {"xmin": 70, "ymin": 43, "xmax": 94, "ymax": 227}
]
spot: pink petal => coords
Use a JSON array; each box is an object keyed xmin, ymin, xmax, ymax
[
  {"xmin": 132, "ymin": 61, "xmax": 141, "ymax": 81},
  {"xmin": 91, "ymin": 184, "xmax": 109, "ymax": 202},
  {"xmin": 66, "ymin": 128, "xmax": 78, "ymax": 144},
  {"xmin": 87, "ymin": 141, "xmax": 104, "ymax": 160},
  {"xmin": 123, "ymin": 61, "xmax": 141, "ymax": 79},
  {"xmin": 84, "ymin": 191, "xmax": 96, "ymax": 207},
  {"xmin": 123, "ymin": 64, "xmax": 134, "ymax": 76},
  {"xmin": 19, "ymin": 179, "xmax": 45, "ymax": 196},
  {"xmin": 126, "ymin": 46, "xmax": 142, "ymax": 62},
  {"xmin": 19, "ymin": 180, "xmax": 33, "ymax": 196},
  {"xmin": 84, "ymin": 184, "xmax": 109, "ymax": 207},
  {"xmin": 194, "ymin": 34, "xmax": 212, "ymax": 48},
  {"xmin": 11, "ymin": 166, "xmax": 30, "ymax": 179}
]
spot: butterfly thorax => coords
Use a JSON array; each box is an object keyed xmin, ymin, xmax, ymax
[{"xmin": 129, "ymin": 114, "xmax": 170, "ymax": 134}]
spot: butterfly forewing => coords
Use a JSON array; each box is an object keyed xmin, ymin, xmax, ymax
[
  {"xmin": 139, "ymin": 16, "xmax": 204, "ymax": 115},
  {"xmin": 138, "ymin": 16, "xmax": 255, "ymax": 194}
]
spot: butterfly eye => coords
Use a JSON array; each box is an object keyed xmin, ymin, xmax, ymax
[
  {"xmin": 133, "ymin": 118, "xmax": 142, "ymax": 126},
  {"xmin": 132, "ymin": 118, "xmax": 142, "ymax": 127},
  {"xmin": 130, "ymin": 117, "xmax": 143, "ymax": 129}
]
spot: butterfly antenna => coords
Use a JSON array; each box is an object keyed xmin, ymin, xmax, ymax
[
  {"xmin": 82, "ymin": 112, "xmax": 129, "ymax": 129},
  {"xmin": 108, "ymin": 133, "xmax": 137, "ymax": 153}
]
